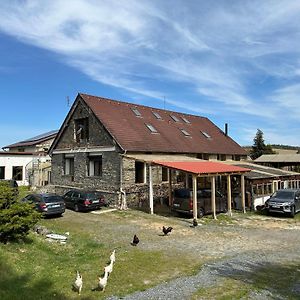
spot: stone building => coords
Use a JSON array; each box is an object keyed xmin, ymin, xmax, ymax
[{"xmin": 49, "ymin": 93, "xmax": 248, "ymax": 210}]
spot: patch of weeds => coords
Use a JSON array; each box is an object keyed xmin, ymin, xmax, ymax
[{"xmin": 200, "ymin": 213, "xmax": 236, "ymax": 225}]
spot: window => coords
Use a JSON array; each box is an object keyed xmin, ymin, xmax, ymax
[
  {"xmin": 88, "ymin": 155, "xmax": 102, "ymax": 177},
  {"xmin": 135, "ymin": 161, "xmax": 146, "ymax": 183},
  {"xmin": 74, "ymin": 118, "xmax": 89, "ymax": 142},
  {"xmin": 170, "ymin": 115, "xmax": 180, "ymax": 122},
  {"xmin": 201, "ymin": 131, "xmax": 211, "ymax": 139},
  {"xmin": 12, "ymin": 166, "xmax": 23, "ymax": 181},
  {"xmin": 217, "ymin": 154, "xmax": 226, "ymax": 161},
  {"xmin": 0, "ymin": 166, "xmax": 5, "ymax": 179},
  {"xmin": 64, "ymin": 156, "xmax": 74, "ymax": 176},
  {"xmin": 146, "ymin": 123, "xmax": 158, "ymax": 133},
  {"xmin": 180, "ymin": 129, "xmax": 191, "ymax": 136},
  {"xmin": 152, "ymin": 111, "xmax": 162, "ymax": 119},
  {"xmin": 182, "ymin": 116, "xmax": 190, "ymax": 124},
  {"xmin": 162, "ymin": 167, "xmax": 168, "ymax": 182},
  {"xmin": 132, "ymin": 108, "xmax": 142, "ymax": 117}
]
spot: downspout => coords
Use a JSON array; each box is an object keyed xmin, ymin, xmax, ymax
[{"xmin": 119, "ymin": 150, "xmax": 127, "ymax": 210}]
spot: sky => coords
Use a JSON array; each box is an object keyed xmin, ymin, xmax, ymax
[{"xmin": 0, "ymin": 0, "xmax": 300, "ymax": 148}]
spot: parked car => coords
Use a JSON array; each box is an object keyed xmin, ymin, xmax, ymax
[
  {"xmin": 0, "ymin": 179, "xmax": 19, "ymax": 198},
  {"xmin": 21, "ymin": 193, "xmax": 65, "ymax": 217},
  {"xmin": 265, "ymin": 189, "xmax": 300, "ymax": 217},
  {"xmin": 172, "ymin": 188, "xmax": 227, "ymax": 218},
  {"xmin": 63, "ymin": 189, "xmax": 107, "ymax": 212}
]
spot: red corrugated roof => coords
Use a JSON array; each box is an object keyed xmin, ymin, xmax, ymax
[
  {"xmin": 154, "ymin": 161, "xmax": 250, "ymax": 175},
  {"xmin": 79, "ymin": 93, "xmax": 247, "ymax": 155}
]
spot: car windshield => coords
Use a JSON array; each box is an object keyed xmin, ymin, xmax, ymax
[
  {"xmin": 273, "ymin": 190, "xmax": 295, "ymax": 199},
  {"xmin": 85, "ymin": 192, "xmax": 101, "ymax": 200},
  {"xmin": 44, "ymin": 196, "xmax": 63, "ymax": 203}
]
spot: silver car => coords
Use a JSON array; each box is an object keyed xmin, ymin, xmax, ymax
[{"xmin": 265, "ymin": 189, "xmax": 300, "ymax": 217}]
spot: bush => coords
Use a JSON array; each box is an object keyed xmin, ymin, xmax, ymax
[{"xmin": 0, "ymin": 182, "xmax": 40, "ymax": 243}]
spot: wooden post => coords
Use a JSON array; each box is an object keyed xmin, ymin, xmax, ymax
[
  {"xmin": 227, "ymin": 175, "xmax": 232, "ymax": 217},
  {"xmin": 149, "ymin": 164, "xmax": 154, "ymax": 214},
  {"xmin": 192, "ymin": 175, "xmax": 198, "ymax": 220},
  {"xmin": 211, "ymin": 176, "xmax": 217, "ymax": 220},
  {"xmin": 241, "ymin": 174, "xmax": 246, "ymax": 214},
  {"xmin": 168, "ymin": 169, "xmax": 172, "ymax": 206},
  {"xmin": 185, "ymin": 173, "xmax": 189, "ymax": 188}
]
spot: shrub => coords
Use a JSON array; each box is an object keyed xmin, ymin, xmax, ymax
[{"xmin": 0, "ymin": 182, "xmax": 40, "ymax": 243}]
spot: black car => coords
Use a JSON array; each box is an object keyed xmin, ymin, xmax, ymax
[
  {"xmin": 265, "ymin": 189, "xmax": 300, "ymax": 217},
  {"xmin": 21, "ymin": 193, "xmax": 65, "ymax": 216},
  {"xmin": 63, "ymin": 190, "xmax": 107, "ymax": 212},
  {"xmin": 172, "ymin": 188, "xmax": 227, "ymax": 218}
]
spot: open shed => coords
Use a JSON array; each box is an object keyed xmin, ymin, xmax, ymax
[{"xmin": 124, "ymin": 154, "xmax": 250, "ymax": 219}]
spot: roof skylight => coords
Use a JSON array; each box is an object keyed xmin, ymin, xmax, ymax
[
  {"xmin": 201, "ymin": 131, "xmax": 211, "ymax": 139},
  {"xmin": 181, "ymin": 129, "xmax": 191, "ymax": 136},
  {"xmin": 170, "ymin": 115, "xmax": 180, "ymax": 122},
  {"xmin": 146, "ymin": 124, "xmax": 158, "ymax": 133},
  {"xmin": 152, "ymin": 111, "xmax": 162, "ymax": 119},
  {"xmin": 132, "ymin": 108, "xmax": 142, "ymax": 117}
]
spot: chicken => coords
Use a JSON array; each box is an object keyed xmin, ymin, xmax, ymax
[
  {"xmin": 110, "ymin": 249, "xmax": 116, "ymax": 263},
  {"xmin": 104, "ymin": 260, "xmax": 114, "ymax": 274},
  {"xmin": 73, "ymin": 271, "xmax": 83, "ymax": 295},
  {"xmin": 131, "ymin": 234, "xmax": 139, "ymax": 246},
  {"xmin": 162, "ymin": 226, "xmax": 173, "ymax": 235},
  {"xmin": 98, "ymin": 270, "xmax": 109, "ymax": 292}
]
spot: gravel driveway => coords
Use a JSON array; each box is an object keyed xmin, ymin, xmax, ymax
[
  {"xmin": 102, "ymin": 211, "xmax": 300, "ymax": 300},
  {"xmin": 60, "ymin": 209, "xmax": 300, "ymax": 299}
]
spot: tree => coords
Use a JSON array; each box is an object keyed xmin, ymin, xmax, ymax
[
  {"xmin": 250, "ymin": 129, "xmax": 274, "ymax": 160},
  {"xmin": 0, "ymin": 182, "xmax": 40, "ymax": 243}
]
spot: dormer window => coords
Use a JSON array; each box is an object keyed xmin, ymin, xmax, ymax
[
  {"xmin": 201, "ymin": 131, "xmax": 211, "ymax": 139},
  {"xmin": 180, "ymin": 129, "xmax": 191, "ymax": 136},
  {"xmin": 132, "ymin": 108, "xmax": 142, "ymax": 117},
  {"xmin": 146, "ymin": 123, "xmax": 158, "ymax": 133},
  {"xmin": 170, "ymin": 115, "xmax": 180, "ymax": 122},
  {"xmin": 182, "ymin": 116, "xmax": 190, "ymax": 124},
  {"xmin": 152, "ymin": 111, "xmax": 162, "ymax": 119}
]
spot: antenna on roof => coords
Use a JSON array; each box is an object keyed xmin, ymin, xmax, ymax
[
  {"xmin": 66, "ymin": 96, "xmax": 70, "ymax": 107},
  {"xmin": 163, "ymin": 96, "xmax": 166, "ymax": 110}
]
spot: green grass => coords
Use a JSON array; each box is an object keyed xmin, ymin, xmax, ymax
[
  {"xmin": 192, "ymin": 262, "xmax": 300, "ymax": 300},
  {"xmin": 0, "ymin": 210, "xmax": 201, "ymax": 299}
]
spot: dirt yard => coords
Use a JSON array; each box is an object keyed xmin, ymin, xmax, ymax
[{"xmin": 43, "ymin": 208, "xmax": 300, "ymax": 299}]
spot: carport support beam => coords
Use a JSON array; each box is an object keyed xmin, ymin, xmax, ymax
[
  {"xmin": 241, "ymin": 174, "xmax": 246, "ymax": 214},
  {"xmin": 227, "ymin": 175, "xmax": 232, "ymax": 217},
  {"xmin": 168, "ymin": 169, "xmax": 172, "ymax": 206},
  {"xmin": 192, "ymin": 174, "xmax": 198, "ymax": 220},
  {"xmin": 211, "ymin": 176, "xmax": 217, "ymax": 220},
  {"xmin": 149, "ymin": 164, "xmax": 154, "ymax": 214}
]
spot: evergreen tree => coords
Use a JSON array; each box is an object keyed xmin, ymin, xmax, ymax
[
  {"xmin": 0, "ymin": 182, "xmax": 40, "ymax": 243},
  {"xmin": 250, "ymin": 129, "xmax": 274, "ymax": 160}
]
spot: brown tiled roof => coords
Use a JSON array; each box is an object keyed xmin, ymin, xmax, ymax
[{"xmin": 80, "ymin": 93, "xmax": 246, "ymax": 155}]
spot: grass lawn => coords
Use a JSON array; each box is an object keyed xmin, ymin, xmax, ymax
[{"xmin": 0, "ymin": 209, "xmax": 201, "ymax": 300}]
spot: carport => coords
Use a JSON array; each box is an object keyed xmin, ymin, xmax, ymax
[{"xmin": 124, "ymin": 154, "xmax": 250, "ymax": 219}]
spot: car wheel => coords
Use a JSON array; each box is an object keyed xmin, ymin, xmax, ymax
[
  {"xmin": 290, "ymin": 206, "xmax": 295, "ymax": 218},
  {"xmin": 197, "ymin": 208, "xmax": 205, "ymax": 218},
  {"xmin": 74, "ymin": 204, "xmax": 79, "ymax": 212}
]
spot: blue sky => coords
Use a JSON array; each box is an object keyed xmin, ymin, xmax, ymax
[{"xmin": 1, "ymin": 0, "xmax": 300, "ymax": 148}]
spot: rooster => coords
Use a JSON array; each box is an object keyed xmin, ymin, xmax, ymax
[
  {"xmin": 131, "ymin": 234, "xmax": 139, "ymax": 246},
  {"xmin": 104, "ymin": 260, "xmax": 114, "ymax": 274},
  {"xmin": 110, "ymin": 249, "xmax": 116, "ymax": 263},
  {"xmin": 98, "ymin": 270, "xmax": 109, "ymax": 292},
  {"xmin": 162, "ymin": 226, "xmax": 173, "ymax": 235},
  {"xmin": 73, "ymin": 271, "xmax": 83, "ymax": 295}
]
